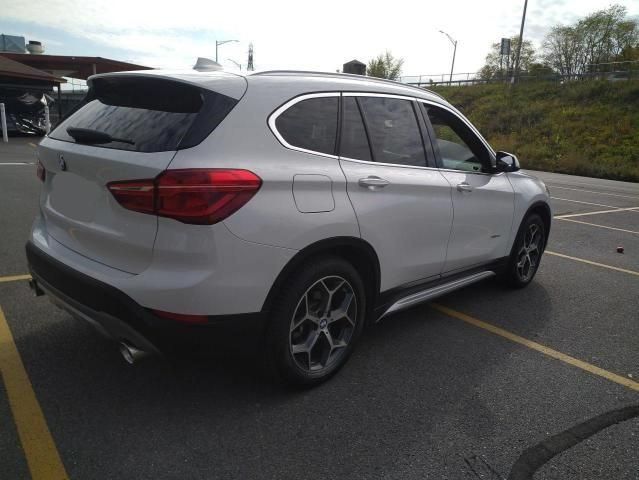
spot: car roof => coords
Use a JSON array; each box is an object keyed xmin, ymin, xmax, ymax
[
  {"xmin": 246, "ymin": 70, "xmax": 447, "ymax": 103},
  {"xmin": 90, "ymin": 68, "xmax": 448, "ymax": 105}
]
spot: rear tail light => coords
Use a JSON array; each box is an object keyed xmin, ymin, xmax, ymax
[
  {"xmin": 36, "ymin": 161, "xmax": 46, "ymax": 182},
  {"xmin": 107, "ymin": 169, "xmax": 261, "ymax": 225},
  {"xmin": 106, "ymin": 180, "xmax": 155, "ymax": 214}
]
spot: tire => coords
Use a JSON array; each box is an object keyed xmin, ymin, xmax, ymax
[
  {"xmin": 500, "ymin": 213, "xmax": 546, "ymax": 288},
  {"xmin": 265, "ymin": 256, "xmax": 366, "ymax": 387}
]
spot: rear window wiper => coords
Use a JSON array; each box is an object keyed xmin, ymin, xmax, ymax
[{"xmin": 66, "ymin": 127, "xmax": 135, "ymax": 146}]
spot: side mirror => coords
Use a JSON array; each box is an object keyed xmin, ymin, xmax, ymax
[{"xmin": 495, "ymin": 151, "xmax": 520, "ymax": 172}]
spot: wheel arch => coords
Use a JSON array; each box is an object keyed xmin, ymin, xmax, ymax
[
  {"xmin": 525, "ymin": 201, "xmax": 552, "ymax": 246},
  {"xmin": 261, "ymin": 236, "xmax": 381, "ymax": 318}
]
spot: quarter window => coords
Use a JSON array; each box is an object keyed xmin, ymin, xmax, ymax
[
  {"xmin": 339, "ymin": 97, "xmax": 372, "ymax": 161},
  {"xmin": 275, "ymin": 96, "xmax": 338, "ymax": 155},
  {"xmin": 357, "ymin": 97, "xmax": 426, "ymax": 167},
  {"xmin": 423, "ymin": 104, "xmax": 490, "ymax": 173}
]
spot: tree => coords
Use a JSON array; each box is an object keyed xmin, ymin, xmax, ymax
[
  {"xmin": 367, "ymin": 51, "xmax": 404, "ymax": 80},
  {"xmin": 478, "ymin": 36, "xmax": 537, "ymax": 79},
  {"xmin": 543, "ymin": 4, "xmax": 639, "ymax": 77},
  {"xmin": 616, "ymin": 45, "xmax": 639, "ymax": 63},
  {"xmin": 542, "ymin": 25, "xmax": 583, "ymax": 77}
]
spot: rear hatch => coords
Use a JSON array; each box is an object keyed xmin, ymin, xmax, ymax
[{"xmin": 39, "ymin": 73, "xmax": 244, "ymax": 273}]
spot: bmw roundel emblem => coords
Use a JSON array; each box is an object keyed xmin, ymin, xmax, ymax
[{"xmin": 58, "ymin": 154, "xmax": 67, "ymax": 171}]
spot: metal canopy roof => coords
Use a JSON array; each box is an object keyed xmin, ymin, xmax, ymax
[
  {"xmin": 0, "ymin": 55, "xmax": 66, "ymax": 83},
  {"xmin": 0, "ymin": 53, "xmax": 151, "ymax": 80}
]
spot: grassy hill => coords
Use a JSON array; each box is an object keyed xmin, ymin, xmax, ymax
[{"xmin": 432, "ymin": 80, "xmax": 639, "ymax": 182}]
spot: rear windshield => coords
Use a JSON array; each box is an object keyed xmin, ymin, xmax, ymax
[{"xmin": 50, "ymin": 77, "xmax": 237, "ymax": 153}]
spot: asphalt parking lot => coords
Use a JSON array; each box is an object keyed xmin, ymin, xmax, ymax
[{"xmin": 1, "ymin": 137, "xmax": 637, "ymax": 479}]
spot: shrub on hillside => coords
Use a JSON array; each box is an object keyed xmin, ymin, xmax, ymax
[{"xmin": 432, "ymin": 80, "xmax": 639, "ymax": 182}]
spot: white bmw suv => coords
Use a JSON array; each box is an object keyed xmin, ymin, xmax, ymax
[{"xmin": 27, "ymin": 68, "xmax": 551, "ymax": 386}]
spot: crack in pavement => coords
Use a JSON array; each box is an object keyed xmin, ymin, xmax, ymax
[{"xmin": 507, "ymin": 404, "xmax": 639, "ymax": 480}]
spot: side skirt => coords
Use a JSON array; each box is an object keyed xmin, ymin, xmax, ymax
[
  {"xmin": 373, "ymin": 258, "xmax": 508, "ymax": 322},
  {"xmin": 377, "ymin": 271, "xmax": 495, "ymax": 321}
]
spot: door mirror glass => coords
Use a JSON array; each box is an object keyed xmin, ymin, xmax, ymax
[{"xmin": 495, "ymin": 151, "xmax": 520, "ymax": 172}]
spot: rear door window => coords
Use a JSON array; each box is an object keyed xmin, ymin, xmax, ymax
[
  {"xmin": 275, "ymin": 96, "xmax": 338, "ymax": 155},
  {"xmin": 357, "ymin": 96, "xmax": 427, "ymax": 167},
  {"xmin": 50, "ymin": 77, "xmax": 237, "ymax": 153},
  {"xmin": 339, "ymin": 97, "xmax": 372, "ymax": 161}
]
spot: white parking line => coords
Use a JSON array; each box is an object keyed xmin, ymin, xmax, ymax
[
  {"xmin": 547, "ymin": 185, "xmax": 639, "ymax": 200},
  {"xmin": 550, "ymin": 197, "xmax": 628, "ymax": 209},
  {"xmin": 546, "ymin": 251, "xmax": 639, "ymax": 276},
  {"xmin": 555, "ymin": 218, "xmax": 639, "ymax": 235},
  {"xmin": 0, "ymin": 162, "xmax": 34, "ymax": 166},
  {"xmin": 555, "ymin": 207, "xmax": 639, "ymax": 219},
  {"xmin": 545, "ymin": 177, "xmax": 637, "ymax": 189}
]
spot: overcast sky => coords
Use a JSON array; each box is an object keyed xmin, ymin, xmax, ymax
[{"xmin": 2, "ymin": 0, "xmax": 638, "ymax": 79}]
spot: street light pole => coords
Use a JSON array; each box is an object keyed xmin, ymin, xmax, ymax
[
  {"xmin": 513, "ymin": 0, "xmax": 529, "ymax": 84},
  {"xmin": 215, "ymin": 39, "xmax": 239, "ymax": 62},
  {"xmin": 227, "ymin": 58, "xmax": 242, "ymax": 70},
  {"xmin": 439, "ymin": 30, "xmax": 458, "ymax": 86}
]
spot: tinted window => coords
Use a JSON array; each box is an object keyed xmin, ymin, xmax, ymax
[
  {"xmin": 423, "ymin": 104, "xmax": 490, "ymax": 172},
  {"xmin": 50, "ymin": 77, "xmax": 237, "ymax": 153},
  {"xmin": 339, "ymin": 97, "xmax": 371, "ymax": 161},
  {"xmin": 358, "ymin": 97, "xmax": 426, "ymax": 167},
  {"xmin": 275, "ymin": 97, "xmax": 338, "ymax": 155}
]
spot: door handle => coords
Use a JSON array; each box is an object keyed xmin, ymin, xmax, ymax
[
  {"xmin": 456, "ymin": 182, "xmax": 473, "ymax": 193},
  {"xmin": 358, "ymin": 176, "xmax": 390, "ymax": 190}
]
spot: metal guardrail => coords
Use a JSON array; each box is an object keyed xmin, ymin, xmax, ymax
[{"xmin": 401, "ymin": 60, "xmax": 639, "ymax": 87}]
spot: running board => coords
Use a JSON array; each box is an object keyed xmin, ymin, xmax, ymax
[{"xmin": 378, "ymin": 271, "xmax": 496, "ymax": 321}]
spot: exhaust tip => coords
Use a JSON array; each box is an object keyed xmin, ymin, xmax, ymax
[
  {"xmin": 119, "ymin": 342, "xmax": 148, "ymax": 365},
  {"xmin": 28, "ymin": 279, "xmax": 45, "ymax": 297}
]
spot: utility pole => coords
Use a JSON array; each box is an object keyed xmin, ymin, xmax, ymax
[
  {"xmin": 0, "ymin": 103, "xmax": 8, "ymax": 143},
  {"xmin": 439, "ymin": 30, "xmax": 458, "ymax": 86},
  {"xmin": 512, "ymin": 0, "xmax": 528, "ymax": 84}
]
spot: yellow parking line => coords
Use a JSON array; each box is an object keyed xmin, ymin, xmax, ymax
[
  {"xmin": 555, "ymin": 217, "xmax": 639, "ymax": 235},
  {"xmin": 0, "ymin": 274, "xmax": 32, "ymax": 284},
  {"xmin": 432, "ymin": 304, "xmax": 639, "ymax": 392},
  {"xmin": 28, "ymin": 143, "xmax": 37, "ymax": 148},
  {"xmin": 555, "ymin": 207, "xmax": 639, "ymax": 219},
  {"xmin": 545, "ymin": 251, "xmax": 639, "ymax": 276},
  {"xmin": 0, "ymin": 306, "xmax": 68, "ymax": 479}
]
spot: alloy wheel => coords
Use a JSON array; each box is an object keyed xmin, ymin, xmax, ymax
[
  {"xmin": 516, "ymin": 223, "xmax": 543, "ymax": 282},
  {"xmin": 289, "ymin": 276, "xmax": 358, "ymax": 373}
]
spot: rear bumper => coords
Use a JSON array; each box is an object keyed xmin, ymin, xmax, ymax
[{"xmin": 26, "ymin": 241, "xmax": 266, "ymax": 355}]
